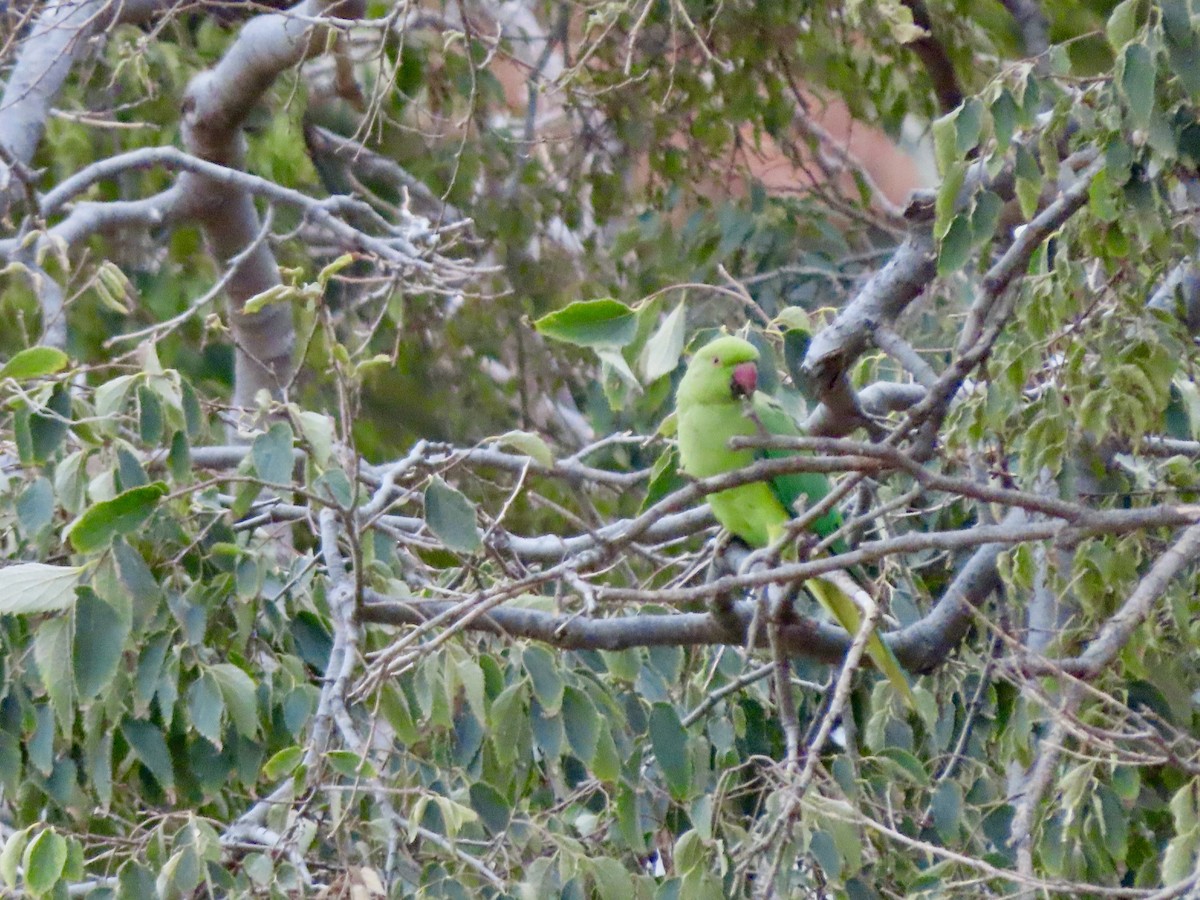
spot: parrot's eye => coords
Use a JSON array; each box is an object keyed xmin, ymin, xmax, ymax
[{"xmin": 712, "ymin": 357, "xmax": 719, "ymax": 365}]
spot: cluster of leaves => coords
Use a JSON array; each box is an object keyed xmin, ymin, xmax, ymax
[{"xmin": 0, "ymin": 343, "xmax": 344, "ymax": 895}]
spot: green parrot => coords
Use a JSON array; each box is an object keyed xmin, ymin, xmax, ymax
[{"xmin": 675, "ymin": 334, "xmax": 915, "ymax": 708}]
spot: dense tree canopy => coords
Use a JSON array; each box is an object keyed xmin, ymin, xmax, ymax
[{"xmin": 3, "ymin": 0, "xmax": 1200, "ymax": 896}]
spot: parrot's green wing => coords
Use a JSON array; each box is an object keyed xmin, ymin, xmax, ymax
[
  {"xmin": 749, "ymin": 393, "xmax": 844, "ymax": 543},
  {"xmin": 750, "ymin": 393, "xmax": 916, "ymax": 710}
]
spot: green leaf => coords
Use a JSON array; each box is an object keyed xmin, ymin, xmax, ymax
[
  {"xmin": 94, "ymin": 374, "xmax": 137, "ymax": 421},
  {"xmin": 423, "ymin": 477, "xmax": 481, "ymax": 553},
  {"xmin": 783, "ymin": 327, "xmax": 812, "ymax": 391},
  {"xmin": 639, "ymin": 300, "xmax": 687, "ymax": 382},
  {"xmin": 0, "ymin": 564, "xmax": 81, "ymax": 619},
  {"xmin": 596, "ymin": 346, "xmax": 642, "ymax": 396},
  {"xmin": 562, "ymin": 685, "xmax": 600, "ymax": 763},
  {"xmin": 242, "ymin": 283, "xmax": 299, "ymax": 315},
  {"xmin": 1088, "ymin": 168, "xmax": 1119, "ymax": 223},
  {"xmin": 956, "ymin": 98, "xmax": 985, "ymax": 156},
  {"xmin": 53, "ymin": 450, "xmax": 85, "ymax": 515},
  {"xmin": 317, "ymin": 253, "xmax": 355, "ymax": 286},
  {"xmin": 0, "ymin": 731, "xmax": 18, "ymax": 800},
  {"xmin": 649, "ymin": 703, "xmax": 692, "ymax": 801},
  {"xmin": 181, "ymin": 378, "xmax": 203, "ymax": 438},
  {"xmin": 534, "ymin": 299, "xmax": 638, "ymax": 348},
  {"xmin": 675, "ymin": 829, "xmax": 704, "ymax": 874},
  {"xmin": 114, "ymin": 538, "xmax": 163, "ymax": 623},
  {"xmin": 65, "ymin": 482, "xmax": 167, "ymax": 553},
  {"xmin": 1096, "ymin": 785, "xmax": 1128, "ymax": 862},
  {"xmin": 1163, "ymin": 828, "xmax": 1200, "ymax": 884},
  {"xmin": 22, "ymin": 829, "xmax": 66, "ymax": 897},
  {"xmin": 378, "ymin": 685, "xmax": 417, "ymax": 744},
  {"xmin": 489, "ymin": 683, "xmax": 525, "ymax": 770},
  {"xmin": 0, "ymin": 828, "xmax": 30, "ymax": 888},
  {"xmin": 591, "ymin": 857, "xmax": 634, "ymax": 900},
  {"xmin": 116, "ymin": 445, "xmax": 149, "ymax": 489},
  {"xmin": 531, "ymin": 697, "xmax": 563, "ymax": 757},
  {"xmin": 1021, "ymin": 74, "xmax": 1041, "ymax": 121},
  {"xmin": 931, "ymin": 780, "xmax": 962, "ymax": 842},
  {"xmin": 120, "ymin": 717, "xmax": 175, "ymax": 790},
  {"xmin": 137, "ymin": 385, "xmax": 164, "ymax": 445},
  {"xmin": 252, "ymin": 422, "xmax": 294, "ymax": 484},
  {"xmin": 29, "ymin": 385, "xmax": 70, "ymax": 461},
  {"xmin": 810, "ymin": 831, "xmax": 841, "ymax": 881},
  {"xmin": 61, "ymin": 836, "xmax": 83, "ymax": 882},
  {"xmin": 1113, "ymin": 764, "xmax": 1140, "ymax": 801},
  {"xmin": 1163, "ymin": 0, "xmax": 1200, "ymax": 98},
  {"xmin": 641, "ymin": 446, "xmax": 685, "ymax": 513},
  {"xmin": 992, "ymin": 90, "xmax": 1017, "ymax": 153},
  {"xmin": 159, "ymin": 845, "xmax": 201, "ymax": 896},
  {"xmin": 931, "ymin": 109, "xmax": 957, "ymax": 174},
  {"xmin": 934, "ymin": 163, "xmax": 965, "ymax": 240},
  {"xmin": 937, "ymin": 215, "xmax": 973, "ymax": 275},
  {"xmin": 456, "ymin": 657, "xmax": 487, "ymax": 723},
  {"xmin": 882, "ymin": 0, "xmax": 925, "ymax": 42},
  {"xmin": 243, "ymin": 853, "xmax": 274, "ymax": 886},
  {"xmin": 1122, "ymin": 43, "xmax": 1155, "ymax": 130},
  {"xmin": 1107, "ymin": 0, "xmax": 1140, "ymax": 50},
  {"xmin": 492, "ymin": 430, "xmax": 554, "ymax": 467},
  {"xmin": 313, "ymin": 469, "xmax": 353, "ymax": 507},
  {"xmin": 117, "ymin": 860, "xmax": 156, "ymax": 899},
  {"xmin": 469, "ymin": 782, "xmax": 512, "ymax": 835},
  {"xmin": 1172, "ymin": 782, "xmax": 1198, "ymax": 831},
  {"xmin": 429, "ymin": 796, "xmax": 477, "ymax": 839},
  {"xmin": 74, "ymin": 587, "xmax": 129, "ymax": 700},
  {"xmin": 34, "ymin": 616, "xmax": 73, "ymax": 732},
  {"xmin": 262, "ymin": 745, "xmax": 304, "ymax": 780},
  {"xmin": 17, "ymin": 477, "xmax": 53, "ymax": 535},
  {"xmin": 0, "ymin": 347, "xmax": 68, "ymax": 381},
  {"xmin": 86, "ymin": 730, "xmax": 111, "ymax": 809},
  {"xmin": 187, "ymin": 672, "xmax": 225, "ymax": 747},
  {"xmin": 209, "ymin": 663, "xmax": 258, "ymax": 739},
  {"xmin": 773, "ymin": 306, "xmax": 812, "ymax": 333},
  {"xmin": 877, "ymin": 748, "xmax": 930, "ymax": 786},
  {"xmin": 523, "ymin": 645, "xmax": 564, "ymax": 716},
  {"xmin": 971, "ymin": 191, "xmax": 1003, "ymax": 247},
  {"xmin": 615, "ymin": 783, "xmax": 646, "ymax": 854},
  {"xmin": 1015, "ymin": 144, "xmax": 1042, "ymax": 219},
  {"xmin": 168, "ymin": 430, "xmax": 191, "ymax": 483},
  {"xmin": 326, "ymin": 749, "xmax": 376, "ymax": 778},
  {"xmin": 295, "ymin": 410, "xmax": 335, "ymax": 468},
  {"xmin": 592, "ymin": 721, "xmax": 621, "ymax": 783}
]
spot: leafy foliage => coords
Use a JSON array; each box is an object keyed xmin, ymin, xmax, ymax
[{"xmin": 3, "ymin": 0, "xmax": 1200, "ymax": 896}]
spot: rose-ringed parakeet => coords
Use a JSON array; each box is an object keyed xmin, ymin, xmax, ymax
[{"xmin": 675, "ymin": 334, "xmax": 915, "ymax": 708}]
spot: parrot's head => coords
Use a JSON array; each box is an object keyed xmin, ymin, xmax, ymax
[{"xmin": 677, "ymin": 335, "xmax": 761, "ymax": 406}]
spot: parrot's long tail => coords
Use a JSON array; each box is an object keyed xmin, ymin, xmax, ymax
[{"xmin": 806, "ymin": 574, "xmax": 917, "ymax": 711}]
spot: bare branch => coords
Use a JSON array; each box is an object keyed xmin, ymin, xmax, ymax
[
  {"xmin": 1000, "ymin": 0, "xmax": 1050, "ymax": 59},
  {"xmin": 900, "ymin": 0, "xmax": 965, "ymax": 113}
]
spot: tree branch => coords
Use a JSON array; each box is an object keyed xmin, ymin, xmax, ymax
[
  {"xmin": 900, "ymin": 0, "xmax": 965, "ymax": 113},
  {"xmin": 0, "ymin": 0, "xmax": 171, "ymax": 216}
]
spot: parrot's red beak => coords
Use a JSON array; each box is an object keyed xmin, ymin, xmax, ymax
[{"xmin": 731, "ymin": 361, "xmax": 757, "ymax": 398}]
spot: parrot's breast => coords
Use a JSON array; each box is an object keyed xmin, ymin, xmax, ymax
[{"xmin": 677, "ymin": 400, "xmax": 790, "ymax": 548}]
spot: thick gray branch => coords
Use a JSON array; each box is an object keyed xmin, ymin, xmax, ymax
[
  {"xmin": 801, "ymin": 233, "xmax": 937, "ymax": 401},
  {"xmin": 1000, "ymin": 0, "xmax": 1050, "ymax": 58},
  {"xmin": 359, "ymin": 515, "xmax": 1006, "ymax": 673},
  {"xmin": 179, "ymin": 0, "xmax": 363, "ymax": 409},
  {"xmin": 900, "ymin": 0, "xmax": 964, "ymax": 113}
]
